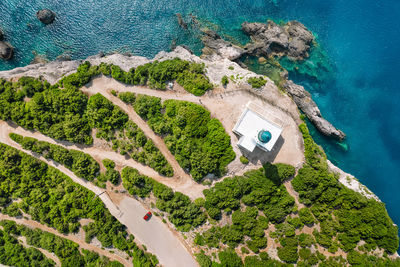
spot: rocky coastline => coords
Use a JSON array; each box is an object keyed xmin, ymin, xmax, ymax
[{"xmin": 199, "ymin": 20, "xmax": 346, "ymax": 141}]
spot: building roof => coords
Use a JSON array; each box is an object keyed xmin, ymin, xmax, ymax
[{"xmin": 233, "ymin": 108, "xmax": 283, "ymax": 152}]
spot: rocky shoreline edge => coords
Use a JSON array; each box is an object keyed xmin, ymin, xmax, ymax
[
  {"xmin": 199, "ymin": 19, "xmax": 346, "ymax": 141},
  {"xmin": 0, "ymin": 46, "xmax": 378, "ymax": 201}
]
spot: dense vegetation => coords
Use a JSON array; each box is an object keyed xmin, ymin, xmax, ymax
[
  {"xmin": 0, "ymin": 73, "xmax": 172, "ymax": 176},
  {"xmin": 194, "ymin": 164, "xmax": 295, "ymax": 256},
  {"xmin": 0, "ymin": 224, "xmax": 55, "ymax": 267},
  {"xmin": 0, "ymin": 220, "xmax": 123, "ymax": 267},
  {"xmin": 193, "ymin": 123, "xmax": 400, "ymax": 266},
  {"xmin": 87, "ymin": 93, "xmax": 173, "ymax": 176},
  {"xmin": 0, "ymin": 76, "xmax": 92, "ymax": 145},
  {"xmin": 119, "ymin": 92, "xmax": 235, "ymax": 181},
  {"xmin": 0, "ymin": 142, "xmax": 158, "ymax": 266},
  {"xmin": 121, "ymin": 167, "xmax": 205, "ymax": 231},
  {"xmin": 97, "ymin": 158, "xmax": 120, "ymax": 187},
  {"xmin": 10, "ymin": 133, "xmax": 99, "ymax": 181},
  {"xmin": 98, "ymin": 58, "xmax": 213, "ymax": 95},
  {"xmin": 292, "ymin": 124, "xmax": 399, "ymax": 254}
]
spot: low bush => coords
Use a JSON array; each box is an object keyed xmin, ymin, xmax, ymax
[{"xmin": 247, "ymin": 77, "xmax": 266, "ymax": 88}]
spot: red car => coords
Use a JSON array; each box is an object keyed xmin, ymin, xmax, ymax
[{"xmin": 143, "ymin": 211, "xmax": 152, "ymax": 221}]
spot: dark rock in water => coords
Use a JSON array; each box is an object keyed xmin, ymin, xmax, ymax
[
  {"xmin": 36, "ymin": 9, "xmax": 56, "ymax": 24},
  {"xmin": 283, "ymin": 80, "xmax": 346, "ymax": 140},
  {"xmin": 242, "ymin": 20, "xmax": 314, "ymax": 61},
  {"xmin": 176, "ymin": 13, "xmax": 188, "ymax": 29},
  {"xmin": 200, "ymin": 28, "xmax": 244, "ymax": 60},
  {"xmin": 0, "ymin": 29, "xmax": 4, "ymax": 41},
  {"xmin": 0, "ymin": 42, "xmax": 14, "ymax": 60}
]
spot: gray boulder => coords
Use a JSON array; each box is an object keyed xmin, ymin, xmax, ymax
[
  {"xmin": 283, "ymin": 80, "xmax": 345, "ymax": 140},
  {"xmin": 0, "ymin": 42, "xmax": 13, "ymax": 60},
  {"xmin": 201, "ymin": 28, "xmax": 244, "ymax": 61},
  {"xmin": 36, "ymin": 9, "xmax": 56, "ymax": 24}
]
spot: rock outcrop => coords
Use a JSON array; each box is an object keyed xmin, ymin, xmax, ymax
[
  {"xmin": 201, "ymin": 29, "xmax": 244, "ymax": 61},
  {"xmin": 242, "ymin": 20, "xmax": 314, "ymax": 60},
  {"xmin": 0, "ymin": 29, "xmax": 4, "ymax": 41},
  {"xmin": 0, "ymin": 42, "xmax": 13, "ymax": 60},
  {"xmin": 283, "ymin": 80, "xmax": 345, "ymax": 140},
  {"xmin": 36, "ymin": 9, "xmax": 56, "ymax": 24}
]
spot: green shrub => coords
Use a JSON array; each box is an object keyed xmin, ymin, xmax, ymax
[
  {"xmin": 218, "ymin": 249, "xmax": 243, "ymax": 267},
  {"xmin": 247, "ymin": 77, "xmax": 266, "ymax": 88},
  {"xmin": 221, "ymin": 75, "xmax": 229, "ymax": 86},
  {"xmin": 240, "ymin": 156, "xmax": 249, "ymax": 164},
  {"xmin": 195, "ymin": 253, "xmax": 212, "ymax": 267},
  {"xmin": 299, "ymin": 208, "xmax": 315, "ymax": 225},
  {"xmin": 102, "ymin": 158, "xmax": 116, "ymax": 169},
  {"xmin": 263, "ymin": 162, "xmax": 295, "ymax": 184},
  {"xmin": 277, "ymin": 237, "xmax": 298, "ymax": 263}
]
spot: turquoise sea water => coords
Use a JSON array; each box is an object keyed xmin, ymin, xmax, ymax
[{"xmin": 1, "ymin": 0, "xmax": 400, "ymax": 236}]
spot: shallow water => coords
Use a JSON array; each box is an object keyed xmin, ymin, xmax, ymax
[{"xmin": 1, "ymin": 0, "xmax": 400, "ymax": 237}]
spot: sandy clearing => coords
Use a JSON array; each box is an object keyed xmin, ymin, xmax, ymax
[
  {"xmin": 0, "ymin": 214, "xmax": 130, "ymax": 266},
  {"xmin": 0, "ymin": 131, "xmax": 197, "ymax": 267}
]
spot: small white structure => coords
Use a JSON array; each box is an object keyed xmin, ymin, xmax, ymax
[{"xmin": 233, "ymin": 107, "xmax": 283, "ymax": 152}]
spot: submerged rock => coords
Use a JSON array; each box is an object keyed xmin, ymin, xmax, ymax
[
  {"xmin": 0, "ymin": 42, "xmax": 14, "ymax": 60},
  {"xmin": 242, "ymin": 20, "xmax": 314, "ymax": 61},
  {"xmin": 283, "ymin": 80, "xmax": 346, "ymax": 140},
  {"xmin": 0, "ymin": 29, "xmax": 3, "ymax": 41},
  {"xmin": 200, "ymin": 28, "xmax": 245, "ymax": 61},
  {"xmin": 36, "ymin": 9, "xmax": 56, "ymax": 24},
  {"xmin": 176, "ymin": 13, "xmax": 188, "ymax": 29}
]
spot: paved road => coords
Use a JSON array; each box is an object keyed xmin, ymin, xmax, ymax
[{"xmin": 116, "ymin": 197, "xmax": 198, "ymax": 267}]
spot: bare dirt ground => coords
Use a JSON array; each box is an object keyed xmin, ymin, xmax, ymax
[{"xmin": 0, "ymin": 214, "xmax": 130, "ymax": 266}]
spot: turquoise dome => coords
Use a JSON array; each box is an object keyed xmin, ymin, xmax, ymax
[{"xmin": 258, "ymin": 130, "xmax": 272, "ymax": 143}]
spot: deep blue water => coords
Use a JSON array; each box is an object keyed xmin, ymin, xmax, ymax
[{"xmin": 1, "ymin": 0, "xmax": 400, "ymax": 237}]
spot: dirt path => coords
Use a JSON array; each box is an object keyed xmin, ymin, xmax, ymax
[
  {"xmin": 0, "ymin": 214, "xmax": 130, "ymax": 266},
  {"xmin": 0, "ymin": 131, "xmax": 198, "ymax": 267}
]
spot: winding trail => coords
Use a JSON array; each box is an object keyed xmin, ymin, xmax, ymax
[
  {"xmin": 0, "ymin": 121, "xmax": 205, "ymax": 200},
  {"xmin": 0, "ymin": 127, "xmax": 198, "ymax": 267},
  {"xmin": 0, "ymin": 214, "xmax": 130, "ymax": 266}
]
